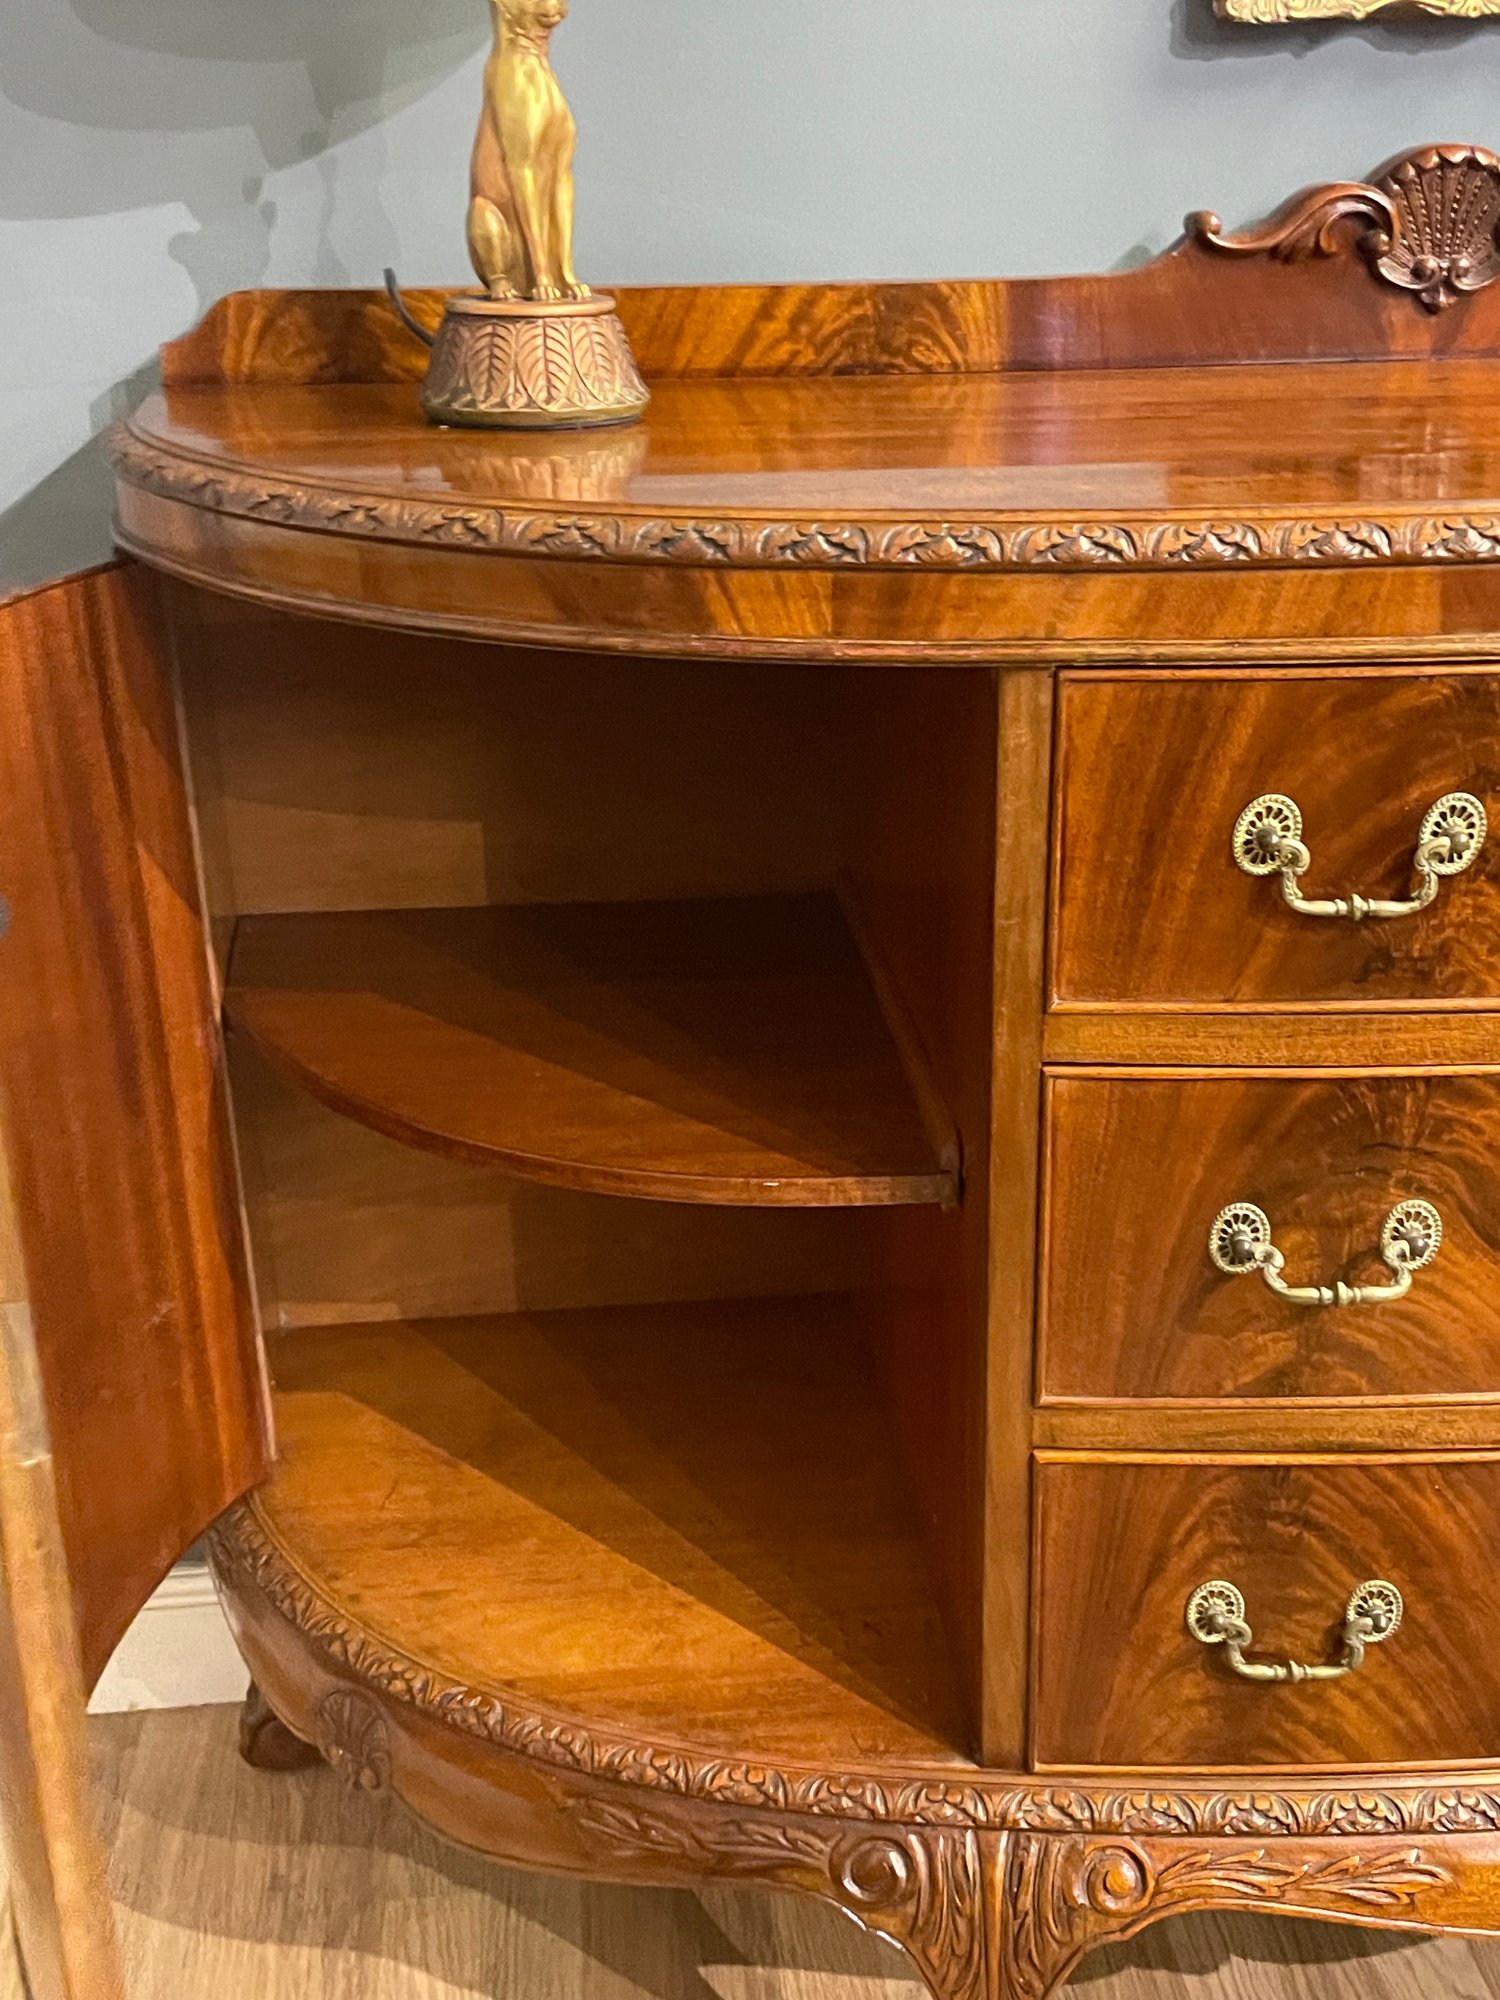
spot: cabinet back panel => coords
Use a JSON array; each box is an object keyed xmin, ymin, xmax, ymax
[
  {"xmin": 169, "ymin": 586, "xmax": 844, "ymax": 921},
  {"xmin": 234, "ymin": 1046, "xmax": 884, "ymax": 1330}
]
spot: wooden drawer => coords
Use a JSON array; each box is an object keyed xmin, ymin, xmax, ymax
[
  {"xmin": 1033, "ymin": 1455, "xmax": 1500, "ymax": 1769},
  {"xmin": 1052, "ymin": 671, "xmax": 1500, "ymax": 1006},
  {"xmin": 1040, "ymin": 1071, "xmax": 1500, "ymax": 1403}
]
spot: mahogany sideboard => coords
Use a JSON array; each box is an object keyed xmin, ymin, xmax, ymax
[{"xmin": 9, "ymin": 141, "xmax": 1500, "ymax": 2000}]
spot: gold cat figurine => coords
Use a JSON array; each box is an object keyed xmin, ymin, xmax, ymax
[
  {"xmin": 468, "ymin": 0, "xmax": 592, "ymax": 304},
  {"xmin": 412, "ymin": 0, "xmax": 645, "ymax": 427}
]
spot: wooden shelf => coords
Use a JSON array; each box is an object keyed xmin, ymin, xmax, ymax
[
  {"xmin": 226, "ymin": 894, "xmax": 955, "ymax": 1208},
  {"xmin": 255, "ymin": 1297, "xmax": 968, "ymax": 1767}
]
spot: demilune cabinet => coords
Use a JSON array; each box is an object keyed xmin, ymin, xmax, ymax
[{"xmin": 9, "ymin": 140, "xmax": 1500, "ymax": 2000}]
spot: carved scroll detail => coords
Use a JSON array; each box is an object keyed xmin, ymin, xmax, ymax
[
  {"xmin": 1190, "ymin": 185, "xmax": 1397, "ymax": 264},
  {"xmin": 1001, "ymin": 1837, "xmax": 1448, "ymax": 1998},
  {"xmin": 831, "ymin": 1833, "xmax": 992, "ymax": 2000},
  {"xmin": 1192, "ymin": 144, "xmax": 1500, "ymax": 312},
  {"xmin": 564, "ymin": 1798, "xmax": 1453, "ymax": 2000}
]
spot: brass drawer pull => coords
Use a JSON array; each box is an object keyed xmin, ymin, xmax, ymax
[
  {"xmin": 1186, "ymin": 1578, "xmax": 1403, "ymax": 1684},
  {"xmin": 1208, "ymin": 1197, "xmax": 1441, "ymax": 1307},
  {"xmin": 1233, "ymin": 790, "xmax": 1485, "ymax": 920}
]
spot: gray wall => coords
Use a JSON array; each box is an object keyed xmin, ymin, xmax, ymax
[{"xmin": 4, "ymin": 0, "xmax": 1499, "ymax": 589}]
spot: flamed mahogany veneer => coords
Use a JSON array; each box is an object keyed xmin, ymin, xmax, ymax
[
  {"xmin": 16, "ymin": 143, "xmax": 1500, "ymax": 2000},
  {"xmin": 1052, "ymin": 669, "xmax": 1500, "ymax": 1009},
  {"xmin": 1041, "ymin": 1071, "xmax": 1500, "ymax": 1403}
]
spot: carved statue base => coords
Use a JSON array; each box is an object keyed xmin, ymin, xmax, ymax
[{"xmin": 422, "ymin": 294, "xmax": 649, "ymax": 432}]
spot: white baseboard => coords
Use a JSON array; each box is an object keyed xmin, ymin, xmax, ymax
[{"xmin": 89, "ymin": 1566, "xmax": 249, "ymax": 1714}]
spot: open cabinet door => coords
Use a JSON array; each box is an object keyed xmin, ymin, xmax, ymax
[
  {"xmin": 0, "ymin": 564, "xmax": 273, "ymax": 1997},
  {"xmin": 0, "ymin": 1273, "xmax": 122, "ymax": 1999}
]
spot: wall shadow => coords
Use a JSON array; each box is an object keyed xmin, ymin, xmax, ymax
[
  {"xmin": 0, "ymin": 0, "xmax": 485, "ymax": 586},
  {"xmin": 0, "ymin": 0, "xmax": 483, "ymax": 311},
  {"xmin": 0, "ymin": 361, "xmax": 157, "ymax": 593}
]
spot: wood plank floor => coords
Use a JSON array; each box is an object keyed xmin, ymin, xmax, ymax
[{"xmin": 34, "ymin": 1707, "xmax": 1500, "ymax": 1998}]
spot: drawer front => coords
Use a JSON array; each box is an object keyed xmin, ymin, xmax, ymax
[
  {"xmin": 1034, "ymin": 1455, "xmax": 1500, "ymax": 1769},
  {"xmin": 1052, "ymin": 672, "xmax": 1500, "ymax": 1006},
  {"xmin": 1041, "ymin": 1071, "xmax": 1500, "ymax": 1402}
]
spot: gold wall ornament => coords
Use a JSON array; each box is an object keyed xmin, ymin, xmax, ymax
[
  {"xmin": 1191, "ymin": 145, "xmax": 1500, "ymax": 313},
  {"xmin": 1220, "ymin": 0, "xmax": 1500, "ymax": 16},
  {"xmin": 405, "ymin": 0, "xmax": 648, "ymax": 431}
]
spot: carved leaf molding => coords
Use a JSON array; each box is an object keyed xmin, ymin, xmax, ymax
[
  {"xmin": 112, "ymin": 428, "xmax": 1500, "ymax": 577},
  {"xmin": 208, "ymin": 1503, "xmax": 1500, "ymax": 1841}
]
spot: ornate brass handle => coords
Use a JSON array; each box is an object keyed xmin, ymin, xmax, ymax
[
  {"xmin": 1186, "ymin": 1578, "xmax": 1403, "ymax": 1684},
  {"xmin": 1233, "ymin": 790, "xmax": 1485, "ymax": 920},
  {"xmin": 1208, "ymin": 1198, "xmax": 1441, "ymax": 1307}
]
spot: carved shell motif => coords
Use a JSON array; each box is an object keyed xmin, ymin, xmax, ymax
[
  {"xmin": 1191, "ymin": 143, "xmax": 1500, "ymax": 314},
  {"xmin": 1375, "ymin": 147, "xmax": 1500, "ymax": 311},
  {"xmin": 314, "ymin": 1688, "xmax": 391, "ymax": 1794}
]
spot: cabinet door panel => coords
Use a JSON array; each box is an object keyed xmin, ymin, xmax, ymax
[
  {"xmin": 0, "ymin": 1293, "xmax": 122, "ymax": 2000},
  {"xmin": 0, "ymin": 564, "xmax": 271, "ymax": 1684}
]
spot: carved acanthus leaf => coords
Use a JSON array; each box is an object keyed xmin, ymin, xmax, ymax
[
  {"xmin": 757, "ymin": 522, "xmax": 871, "ymax": 565},
  {"xmin": 1001, "ymin": 1837, "xmax": 1450, "ymax": 2000},
  {"xmin": 561, "ymin": 1798, "xmax": 1455, "ymax": 2000},
  {"xmin": 879, "ymin": 524, "xmax": 1008, "ymax": 567}
]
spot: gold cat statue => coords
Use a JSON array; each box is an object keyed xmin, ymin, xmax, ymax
[
  {"xmin": 412, "ymin": 0, "xmax": 648, "ymax": 429},
  {"xmin": 468, "ymin": 0, "xmax": 590, "ymax": 304}
]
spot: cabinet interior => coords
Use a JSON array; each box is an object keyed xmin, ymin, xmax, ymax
[{"xmin": 169, "ymin": 583, "xmax": 998, "ymax": 1758}]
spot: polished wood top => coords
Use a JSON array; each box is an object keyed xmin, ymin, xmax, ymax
[
  {"xmin": 112, "ymin": 200, "xmax": 1500, "ymax": 650},
  {"xmin": 119, "ymin": 356, "xmax": 1500, "ymax": 566}
]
